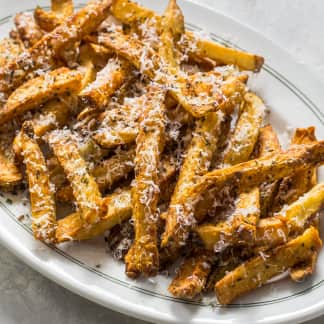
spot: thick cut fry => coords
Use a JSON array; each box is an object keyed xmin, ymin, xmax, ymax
[
  {"xmin": 18, "ymin": 123, "xmax": 56, "ymax": 243},
  {"xmin": 14, "ymin": 12, "xmax": 44, "ymax": 48},
  {"xmin": 0, "ymin": 68, "xmax": 82, "ymax": 126},
  {"xmin": 125, "ymin": 87, "xmax": 166, "ymax": 278},
  {"xmin": 80, "ymin": 58, "xmax": 131, "ymax": 108},
  {"xmin": 110, "ymin": 0, "xmax": 264, "ymax": 71},
  {"xmin": 97, "ymin": 32, "xmax": 247, "ymax": 117},
  {"xmin": 56, "ymin": 155, "xmax": 176, "ymax": 242},
  {"xmin": 258, "ymin": 125, "xmax": 281, "ymax": 218},
  {"xmin": 162, "ymin": 110, "xmax": 225, "ymax": 253},
  {"xmin": 0, "ymin": 0, "xmax": 112, "ymax": 95},
  {"xmin": 56, "ymin": 147, "xmax": 135, "ymax": 202},
  {"xmin": 215, "ymin": 227, "xmax": 322, "ymax": 305},
  {"xmin": 165, "ymin": 141, "xmax": 324, "ymax": 249},
  {"xmin": 32, "ymin": 95, "xmax": 78, "ymax": 137},
  {"xmin": 168, "ymin": 251, "xmax": 214, "ymax": 299},
  {"xmin": 272, "ymin": 127, "xmax": 317, "ymax": 213},
  {"xmin": 223, "ymin": 92, "xmax": 265, "ymax": 166},
  {"xmin": 0, "ymin": 134, "xmax": 22, "ymax": 188},
  {"xmin": 48, "ymin": 130, "xmax": 103, "ymax": 224}
]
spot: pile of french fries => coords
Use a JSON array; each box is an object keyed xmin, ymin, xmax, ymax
[{"xmin": 1, "ymin": 0, "xmax": 323, "ymax": 305}]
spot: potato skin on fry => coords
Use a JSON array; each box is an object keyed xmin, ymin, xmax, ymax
[
  {"xmin": 0, "ymin": 67, "xmax": 81, "ymax": 126},
  {"xmin": 215, "ymin": 227, "xmax": 322, "ymax": 305}
]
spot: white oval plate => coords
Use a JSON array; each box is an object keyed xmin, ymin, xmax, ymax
[{"xmin": 0, "ymin": 1, "xmax": 323, "ymax": 323}]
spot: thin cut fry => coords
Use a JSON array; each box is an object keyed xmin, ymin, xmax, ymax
[
  {"xmin": 51, "ymin": 0, "xmax": 73, "ymax": 17},
  {"xmin": 19, "ymin": 122, "xmax": 56, "ymax": 243},
  {"xmin": 125, "ymin": 86, "xmax": 166, "ymax": 278},
  {"xmin": 48, "ymin": 130, "xmax": 104, "ymax": 224},
  {"xmin": 215, "ymin": 226, "xmax": 322, "ymax": 305},
  {"xmin": 34, "ymin": 7, "xmax": 62, "ymax": 32},
  {"xmin": 0, "ymin": 67, "xmax": 82, "ymax": 126}
]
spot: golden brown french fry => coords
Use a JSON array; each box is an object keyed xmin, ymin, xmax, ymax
[
  {"xmin": 32, "ymin": 96, "xmax": 78, "ymax": 137},
  {"xmin": 0, "ymin": 133, "xmax": 22, "ymax": 188},
  {"xmin": 168, "ymin": 251, "xmax": 214, "ymax": 299},
  {"xmin": 215, "ymin": 226, "xmax": 322, "ymax": 305},
  {"xmin": 79, "ymin": 57, "xmax": 131, "ymax": 108},
  {"xmin": 165, "ymin": 141, "xmax": 324, "ymax": 249},
  {"xmin": 14, "ymin": 12, "xmax": 44, "ymax": 48},
  {"xmin": 162, "ymin": 110, "xmax": 226, "ymax": 254},
  {"xmin": 110, "ymin": 0, "xmax": 264, "ymax": 71},
  {"xmin": 48, "ymin": 130, "xmax": 104, "ymax": 224},
  {"xmin": 257, "ymin": 125, "xmax": 281, "ymax": 218},
  {"xmin": 56, "ymin": 147, "xmax": 135, "ymax": 202},
  {"xmin": 0, "ymin": 0, "xmax": 112, "ymax": 95},
  {"xmin": 56, "ymin": 154, "xmax": 176, "ymax": 242},
  {"xmin": 223, "ymin": 92, "xmax": 265, "ymax": 166},
  {"xmin": 272, "ymin": 127, "xmax": 317, "ymax": 213},
  {"xmin": 0, "ymin": 67, "xmax": 82, "ymax": 126},
  {"xmin": 290, "ymin": 253, "xmax": 318, "ymax": 282},
  {"xmin": 18, "ymin": 122, "xmax": 56, "ymax": 243},
  {"xmin": 125, "ymin": 86, "xmax": 166, "ymax": 278}
]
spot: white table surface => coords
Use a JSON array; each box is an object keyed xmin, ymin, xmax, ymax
[{"xmin": 1, "ymin": 1, "xmax": 324, "ymax": 323}]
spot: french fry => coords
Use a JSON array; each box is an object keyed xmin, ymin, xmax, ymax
[
  {"xmin": 79, "ymin": 57, "xmax": 131, "ymax": 108},
  {"xmin": 14, "ymin": 12, "xmax": 44, "ymax": 48},
  {"xmin": 48, "ymin": 130, "xmax": 104, "ymax": 224},
  {"xmin": 110, "ymin": 0, "xmax": 264, "ymax": 71},
  {"xmin": 168, "ymin": 251, "xmax": 214, "ymax": 299},
  {"xmin": 32, "ymin": 95, "xmax": 78, "ymax": 137},
  {"xmin": 78, "ymin": 43, "xmax": 97, "ymax": 90},
  {"xmin": 257, "ymin": 125, "xmax": 281, "ymax": 218},
  {"xmin": 18, "ymin": 122, "xmax": 56, "ymax": 243},
  {"xmin": 34, "ymin": 7, "xmax": 62, "ymax": 32},
  {"xmin": 0, "ymin": 0, "xmax": 112, "ymax": 95},
  {"xmin": 56, "ymin": 189, "xmax": 132, "ymax": 242},
  {"xmin": 215, "ymin": 227, "xmax": 322, "ymax": 305},
  {"xmin": 51, "ymin": 0, "xmax": 73, "ymax": 17},
  {"xmin": 56, "ymin": 154, "xmax": 176, "ymax": 242},
  {"xmin": 125, "ymin": 86, "xmax": 166, "ymax": 278},
  {"xmin": 162, "ymin": 110, "xmax": 226, "ymax": 254},
  {"xmin": 56, "ymin": 147, "xmax": 135, "ymax": 202},
  {"xmin": 223, "ymin": 92, "xmax": 265, "ymax": 166},
  {"xmin": 0, "ymin": 133, "xmax": 22, "ymax": 188},
  {"xmin": 0, "ymin": 67, "xmax": 82, "ymax": 126},
  {"xmin": 272, "ymin": 127, "xmax": 317, "ymax": 213}
]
